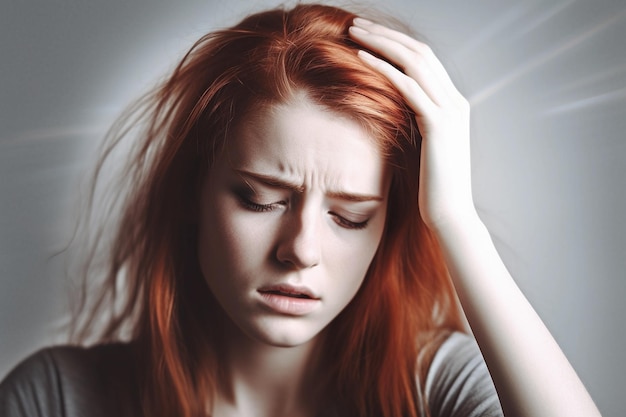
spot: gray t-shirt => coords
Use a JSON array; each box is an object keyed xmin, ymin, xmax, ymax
[
  {"xmin": 0, "ymin": 333, "xmax": 503, "ymax": 417},
  {"xmin": 426, "ymin": 332, "xmax": 503, "ymax": 416}
]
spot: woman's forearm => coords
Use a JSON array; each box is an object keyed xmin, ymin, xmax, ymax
[{"xmin": 433, "ymin": 213, "xmax": 601, "ymax": 417}]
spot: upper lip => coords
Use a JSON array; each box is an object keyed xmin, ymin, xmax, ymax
[{"xmin": 257, "ymin": 284, "xmax": 320, "ymax": 300}]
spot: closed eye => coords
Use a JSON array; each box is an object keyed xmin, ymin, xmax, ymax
[
  {"xmin": 329, "ymin": 212, "xmax": 369, "ymax": 230},
  {"xmin": 238, "ymin": 195, "xmax": 286, "ymax": 212}
]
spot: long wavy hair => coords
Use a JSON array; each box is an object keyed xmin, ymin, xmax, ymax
[{"xmin": 71, "ymin": 3, "xmax": 464, "ymax": 417}]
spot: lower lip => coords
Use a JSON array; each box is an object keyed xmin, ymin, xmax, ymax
[{"xmin": 258, "ymin": 292, "xmax": 320, "ymax": 315}]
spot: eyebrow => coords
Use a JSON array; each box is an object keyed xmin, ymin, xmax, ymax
[{"xmin": 234, "ymin": 168, "xmax": 384, "ymax": 202}]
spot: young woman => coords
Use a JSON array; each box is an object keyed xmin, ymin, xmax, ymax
[{"xmin": 0, "ymin": 3, "xmax": 601, "ymax": 417}]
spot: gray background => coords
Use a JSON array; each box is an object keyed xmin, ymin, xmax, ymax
[{"xmin": 1, "ymin": 0, "xmax": 624, "ymax": 415}]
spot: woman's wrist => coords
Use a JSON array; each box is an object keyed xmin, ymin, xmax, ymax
[{"xmin": 424, "ymin": 206, "xmax": 483, "ymax": 237}]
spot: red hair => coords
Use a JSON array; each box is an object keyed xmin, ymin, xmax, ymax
[{"xmin": 72, "ymin": 4, "xmax": 464, "ymax": 417}]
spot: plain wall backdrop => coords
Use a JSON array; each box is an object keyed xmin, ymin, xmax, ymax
[{"xmin": 1, "ymin": 0, "xmax": 624, "ymax": 415}]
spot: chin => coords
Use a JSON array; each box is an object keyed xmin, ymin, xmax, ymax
[{"xmin": 245, "ymin": 318, "xmax": 325, "ymax": 348}]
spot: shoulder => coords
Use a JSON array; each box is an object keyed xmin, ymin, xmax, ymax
[
  {"xmin": 426, "ymin": 332, "xmax": 503, "ymax": 417},
  {"xmin": 0, "ymin": 343, "xmax": 140, "ymax": 417},
  {"xmin": 0, "ymin": 347, "xmax": 63, "ymax": 417}
]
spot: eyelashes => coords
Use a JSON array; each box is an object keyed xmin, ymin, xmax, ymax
[
  {"xmin": 329, "ymin": 212, "xmax": 369, "ymax": 230},
  {"xmin": 238, "ymin": 197, "xmax": 284, "ymax": 213},
  {"xmin": 234, "ymin": 186, "xmax": 282, "ymax": 212},
  {"xmin": 235, "ymin": 191, "xmax": 370, "ymax": 230}
]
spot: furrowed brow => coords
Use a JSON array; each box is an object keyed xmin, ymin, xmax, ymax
[
  {"xmin": 326, "ymin": 190, "xmax": 384, "ymax": 202},
  {"xmin": 234, "ymin": 169, "xmax": 383, "ymax": 202},
  {"xmin": 234, "ymin": 169, "xmax": 305, "ymax": 193}
]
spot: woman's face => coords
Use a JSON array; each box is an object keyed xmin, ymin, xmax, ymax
[{"xmin": 197, "ymin": 96, "xmax": 389, "ymax": 348}]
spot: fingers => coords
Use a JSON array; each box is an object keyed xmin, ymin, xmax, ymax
[
  {"xmin": 357, "ymin": 49, "xmax": 436, "ymax": 117},
  {"xmin": 353, "ymin": 17, "xmax": 425, "ymax": 54},
  {"xmin": 349, "ymin": 18, "xmax": 462, "ymax": 109},
  {"xmin": 354, "ymin": 18, "xmax": 456, "ymax": 90}
]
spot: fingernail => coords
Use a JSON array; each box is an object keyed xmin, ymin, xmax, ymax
[
  {"xmin": 349, "ymin": 25, "xmax": 368, "ymax": 35},
  {"xmin": 354, "ymin": 17, "xmax": 373, "ymax": 26},
  {"xmin": 357, "ymin": 50, "xmax": 376, "ymax": 61}
]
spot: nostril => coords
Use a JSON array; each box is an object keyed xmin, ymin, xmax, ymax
[
  {"xmin": 275, "ymin": 211, "xmax": 322, "ymax": 269},
  {"xmin": 276, "ymin": 250, "xmax": 320, "ymax": 270}
]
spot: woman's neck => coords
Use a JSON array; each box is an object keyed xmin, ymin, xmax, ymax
[{"xmin": 210, "ymin": 323, "xmax": 324, "ymax": 417}]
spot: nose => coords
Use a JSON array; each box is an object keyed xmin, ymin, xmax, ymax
[{"xmin": 275, "ymin": 207, "xmax": 321, "ymax": 269}]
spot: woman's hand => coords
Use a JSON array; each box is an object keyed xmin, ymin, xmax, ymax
[
  {"xmin": 349, "ymin": 18, "xmax": 602, "ymax": 417},
  {"xmin": 349, "ymin": 18, "xmax": 476, "ymax": 230}
]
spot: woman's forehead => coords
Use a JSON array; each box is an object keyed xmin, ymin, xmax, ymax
[{"xmin": 221, "ymin": 97, "xmax": 389, "ymax": 197}]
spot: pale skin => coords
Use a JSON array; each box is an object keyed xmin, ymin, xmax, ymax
[
  {"xmin": 349, "ymin": 17, "xmax": 601, "ymax": 417},
  {"xmin": 198, "ymin": 99, "xmax": 389, "ymax": 417},
  {"xmin": 196, "ymin": 17, "xmax": 601, "ymax": 417}
]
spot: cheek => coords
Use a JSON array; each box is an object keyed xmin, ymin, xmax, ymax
[
  {"xmin": 197, "ymin": 192, "xmax": 274, "ymax": 285},
  {"xmin": 350, "ymin": 208, "xmax": 387, "ymax": 267},
  {"xmin": 328, "ymin": 215, "xmax": 387, "ymax": 301}
]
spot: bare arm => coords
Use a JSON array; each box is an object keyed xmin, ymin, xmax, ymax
[{"xmin": 350, "ymin": 17, "xmax": 601, "ymax": 417}]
